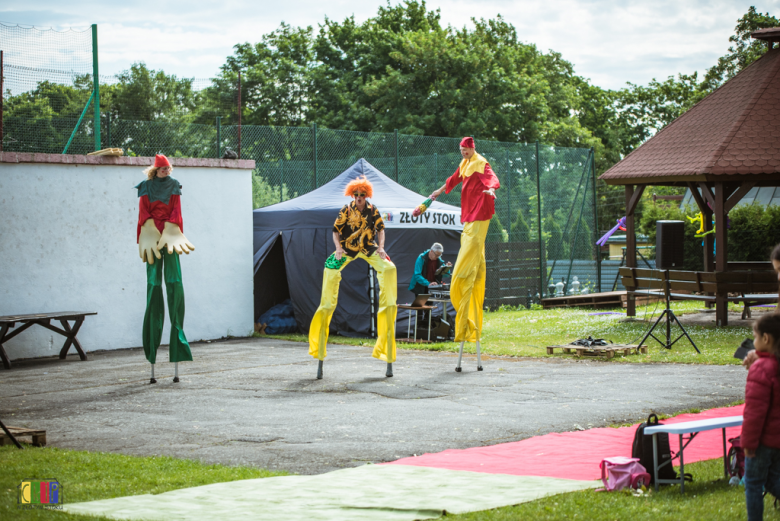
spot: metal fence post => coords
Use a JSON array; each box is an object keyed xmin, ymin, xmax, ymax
[
  {"xmin": 591, "ymin": 147, "xmax": 600, "ymax": 292},
  {"xmin": 506, "ymin": 149, "xmax": 511, "ymax": 238},
  {"xmin": 237, "ymin": 70, "xmax": 241, "ymax": 159},
  {"xmin": 565, "ymin": 151, "xmax": 592, "ymax": 290},
  {"xmin": 1, "ymin": 50, "xmax": 4, "ymax": 152},
  {"xmin": 394, "ymin": 129, "xmax": 399, "ymax": 182},
  {"xmin": 216, "ymin": 116, "xmax": 221, "ymax": 158},
  {"xmin": 536, "ymin": 141, "xmax": 544, "ymax": 297},
  {"xmin": 313, "ymin": 122, "xmax": 318, "ymax": 189},
  {"xmin": 91, "ymin": 24, "xmax": 101, "ymax": 151},
  {"xmin": 106, "ymin": 115, "xmax": 110, "ymax": 148}
]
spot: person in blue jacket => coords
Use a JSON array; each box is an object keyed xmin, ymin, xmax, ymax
[{"xmin": 409, "ymin": 243, "xmax": 452, "ymax": 324}]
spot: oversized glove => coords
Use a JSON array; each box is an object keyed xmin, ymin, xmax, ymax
[
  {"xmin": 157, "ymin": 222, "xmax": 195, "ymax": 255},
  {"xmin": 139, "ymin": 219, "xmax": 162, "ymax": 265}
]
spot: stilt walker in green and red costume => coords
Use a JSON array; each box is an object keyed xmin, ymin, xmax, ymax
[{"xmin": 136, "ymin": 154, "xmax": 195, "ymax": 384}]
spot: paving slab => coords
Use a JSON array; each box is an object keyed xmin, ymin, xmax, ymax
[{"xmin": 0, "ymin": 338, "xmax": 746, "ymax": 475}]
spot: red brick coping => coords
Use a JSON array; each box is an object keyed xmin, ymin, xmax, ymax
[{"xmin": 0, "ymin": 152, "xmax": 255, "ymax": 170}]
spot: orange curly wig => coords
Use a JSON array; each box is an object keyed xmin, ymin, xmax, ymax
[{"xmin": 344, "ymin": 176, "xmax": 374, "ymax": 198}]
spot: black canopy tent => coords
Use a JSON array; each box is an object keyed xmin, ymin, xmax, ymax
[{"xmin": 253, "ymin": 159, "xmax": 463, "ymax": 337}]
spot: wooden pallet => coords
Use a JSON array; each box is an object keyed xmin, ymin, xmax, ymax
[
  {"xmin": 0, "ymin": 426, "xmax": 46, "ymax": 446},
  {"xmin": 546, "ymin": 343, "xmax": 648, "ymax": 358}
]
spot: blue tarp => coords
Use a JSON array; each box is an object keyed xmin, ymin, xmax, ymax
[{"xmin": 257, "ymin": 299, "xmax": 297, "ymax": 335}]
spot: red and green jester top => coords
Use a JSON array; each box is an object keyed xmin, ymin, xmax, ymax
[{"xmin": 135, "ymin": 176, "xmax": 184, "ymax": 242}]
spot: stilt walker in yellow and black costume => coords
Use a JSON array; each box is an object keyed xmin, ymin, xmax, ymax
[
  {"xmin": 429, "ymin": 137, "xmax": 500, "ymax": 372},
  {"xmin": 309, "ymin": 176, "xmax": 398, "ymax": 379}
]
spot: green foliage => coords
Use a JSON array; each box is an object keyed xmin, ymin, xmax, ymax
[
  {"xmin": 568, "ymin": 216, "xmax": 594, "ymax": 260},
  {"xmin": 701, "ymin": 6, "xmax": 780, "ymax": 91},
  {"xmin": 510, "ymin": 208, "xmax": 531, "ymax": 242},
  {"xmin": 638, "ymin": 204, "xmax": 703, "ymax": 271},
  {"xmin": 544, "ymin": 215, "xmax": 566, "ymax": 260},
  {"xmin": 102, "ymin": 63, "xmax": 198, "ymax": 122},
  {"xmin": 614, "ymin": 73, "xmax": 708, "ymax": 146},
  {"xmin": 252, "ymin": 174, "xmax": 295, "ymax": 209},
  {"xmin": 487, "ymin": 214, "xmax": 507, "ymax": 243},
  {"xmin": 202, "ymin": 1, "xmax": 601, "ymax": 151},
  {"xmin": 727, "ymin": 204, "xmax": 780, "ymax": 261},
  {"xmin": 638, "ymin": 202, "xmax": 780, "ymax": 268}
]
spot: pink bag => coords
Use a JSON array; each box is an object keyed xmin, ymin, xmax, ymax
[{"xmin": 600, "ymin": 457, "xmax": 651, "ymax": 491}]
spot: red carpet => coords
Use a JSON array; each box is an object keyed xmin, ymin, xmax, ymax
[{"xmin": 387, "ymin": 405, "xmax": 744, "ymax": 480}]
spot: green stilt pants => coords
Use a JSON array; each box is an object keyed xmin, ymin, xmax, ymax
[{"xmin": 142, "ymin": 249, "xmax": 192, "ymax": 364}]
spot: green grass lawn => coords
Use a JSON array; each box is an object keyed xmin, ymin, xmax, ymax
[
  {"xmin": 0, "ymin": 445, "xmax": 763, "ymax": 521},
  {"xmin": 0, "ymin": 445, "xmax": 285, "ymax": 520},
  {"xmin": 266, "ymin": 300, "xmax": 757, "ymax": 365}
]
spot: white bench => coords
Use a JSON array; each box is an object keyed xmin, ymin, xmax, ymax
[{"xmin": 644, "ymin": 415, "xmax": 743, "ymax": 493}]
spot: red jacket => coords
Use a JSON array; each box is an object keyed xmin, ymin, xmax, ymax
[
  {"xmin": 742, "ymin": 351, "xmax": 780, "ymax": 451},
  {"xmin": 137, "ymin": 195, "xmax": 183, "ymax": 243},
  {"xmin": 444, "ymin": 163, "xmax": 500, "ymax": 223}
]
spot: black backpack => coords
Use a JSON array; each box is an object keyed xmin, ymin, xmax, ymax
[{"xmin": 632, "ymin": 413, "xmax": 692, "ymax": 485}]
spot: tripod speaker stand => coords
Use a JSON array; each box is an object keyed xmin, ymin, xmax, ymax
[{"xmin": 637, "ymin": 270, "xmax": 700, "ymax": 353}]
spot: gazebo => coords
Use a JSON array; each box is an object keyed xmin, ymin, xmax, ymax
[{"xmin": 600, "ymin": 28, "xmax": 780, "ymax": 325}]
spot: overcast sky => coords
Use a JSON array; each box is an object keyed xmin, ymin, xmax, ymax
[{"xmin": 2, "ymin": 0, "xmax": 779, "ymax": 90}]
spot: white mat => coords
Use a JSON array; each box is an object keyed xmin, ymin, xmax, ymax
[{"xmin": 65, "ymin": 464, "xmax": 597, "ymax": 520}]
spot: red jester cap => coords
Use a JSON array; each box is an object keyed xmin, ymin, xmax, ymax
[
  {"xmin": 154, "ymin": 154, "xmax": 171, "ymax": 168},
  {"xmin": 459, "ymin": 137, "xmax": 475, "ymax": 148}
]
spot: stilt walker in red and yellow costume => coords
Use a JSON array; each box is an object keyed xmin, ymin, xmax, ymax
[
  {"xmin": 136, "ymin": 154, "xmax": 195, "ymax": 384},
  {"xmin": 429, "ymin": 137, "xmax": 500, "ymax": 372},
  {"xmin": 309, "ymin": 176, "xmax": 398, "ymax": 380}
]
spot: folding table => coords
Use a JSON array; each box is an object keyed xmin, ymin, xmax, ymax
[{"xmin": 644, "ymin": 415, "xmax": 743, "ymax": 493}]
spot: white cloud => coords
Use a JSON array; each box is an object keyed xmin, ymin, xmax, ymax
[{"xmin": 1, "ymin": 0, "xmax": 779, "ymax": 89}]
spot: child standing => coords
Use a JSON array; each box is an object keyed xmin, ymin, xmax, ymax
[{"xmin": 743, "ymin": 314, "xmax": 780, "ymax": 520}]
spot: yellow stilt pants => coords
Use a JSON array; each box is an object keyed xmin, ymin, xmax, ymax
[
  {"xmin": 309, "ymin": 252, "xmax": 398, "ymax": 362},
  {"xmin": 451, "ymin": 220, "xmax": 490, "ymax": 343}
]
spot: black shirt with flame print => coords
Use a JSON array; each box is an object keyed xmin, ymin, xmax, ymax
[{"xmin": 333, "ymin": 201, "xmax": 385, "ymax": 258}]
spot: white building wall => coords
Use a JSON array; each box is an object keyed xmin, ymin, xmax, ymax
[{"xmin": 0, "ymin": 156, "xmax": 254, "ymax": 361}]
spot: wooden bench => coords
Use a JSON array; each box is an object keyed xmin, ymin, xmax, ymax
[
  {"xmin": 619, "ymin": 268, "xmax": 777, "ymax": 325},
  {"xmin": 0, "ymin": 312, "xmax": 97, "ymax": 369}
]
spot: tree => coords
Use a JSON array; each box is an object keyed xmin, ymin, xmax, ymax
[
  {"xmin": 544, "ymin": 215, "xmax": 565, "ymax": 261},
  {"xmin": 486, "ymin": 214, "xmax": 507, "ymax": 243},
  {"xmin": 701, "ymin": 7, "xmax": 780, "ymax": 91},
  {"xmin": 206, "ymin": 23, "xmax": 315, "ymax": 126},
  {"xmin": 252, "ymin": 175, "xmax": 295, "ymax": 209},
  {"xmin": 102, "ymin": 63, "xmax": 197, "ymax": 122},
  {"xmin": 510, "ymin": 208, "xmax": 531, "ymax": 242}
]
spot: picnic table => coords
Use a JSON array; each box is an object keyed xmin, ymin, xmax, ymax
[
  {"xmin": 645, "ymin": 415, "xmax": 743, "ymax": 493},
  {"xmin": 0, "ymin": 312, "xmax": 97, "ymax": 369}
]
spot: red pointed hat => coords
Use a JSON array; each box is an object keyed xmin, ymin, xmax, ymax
[
  {"xmin": 154, "ymin": 154, "xmax": 171, "ymax": 168},
  {"xmin": 460, "ymin": 137, "xmax": 475, "ymax": 148}
]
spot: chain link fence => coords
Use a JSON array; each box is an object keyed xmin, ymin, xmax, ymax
[{"xmin": 1, "ymin": 23, "xmax": 600, "ymax": 307}]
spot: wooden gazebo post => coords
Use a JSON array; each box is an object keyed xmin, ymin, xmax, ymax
[
  {"xmin": 714, "ymin": 182, "xmax": 728, "ymax": 325},
  {"xmin": 624, "ymin": 184, "xmax": 645, "ymax": 316}
]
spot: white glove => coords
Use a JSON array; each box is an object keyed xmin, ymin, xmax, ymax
[
  {"xmin": 139, "ymin": 219, "xmax": 162, "ymax": 265},
  {"xmin": 157, "ymin": 222, "xmax": 195, "ymax": 255}
]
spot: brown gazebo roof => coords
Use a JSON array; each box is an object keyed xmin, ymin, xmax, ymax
[{"xmin": 600, "ymin": 47, "xmax": 780, "ymax": 184}]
